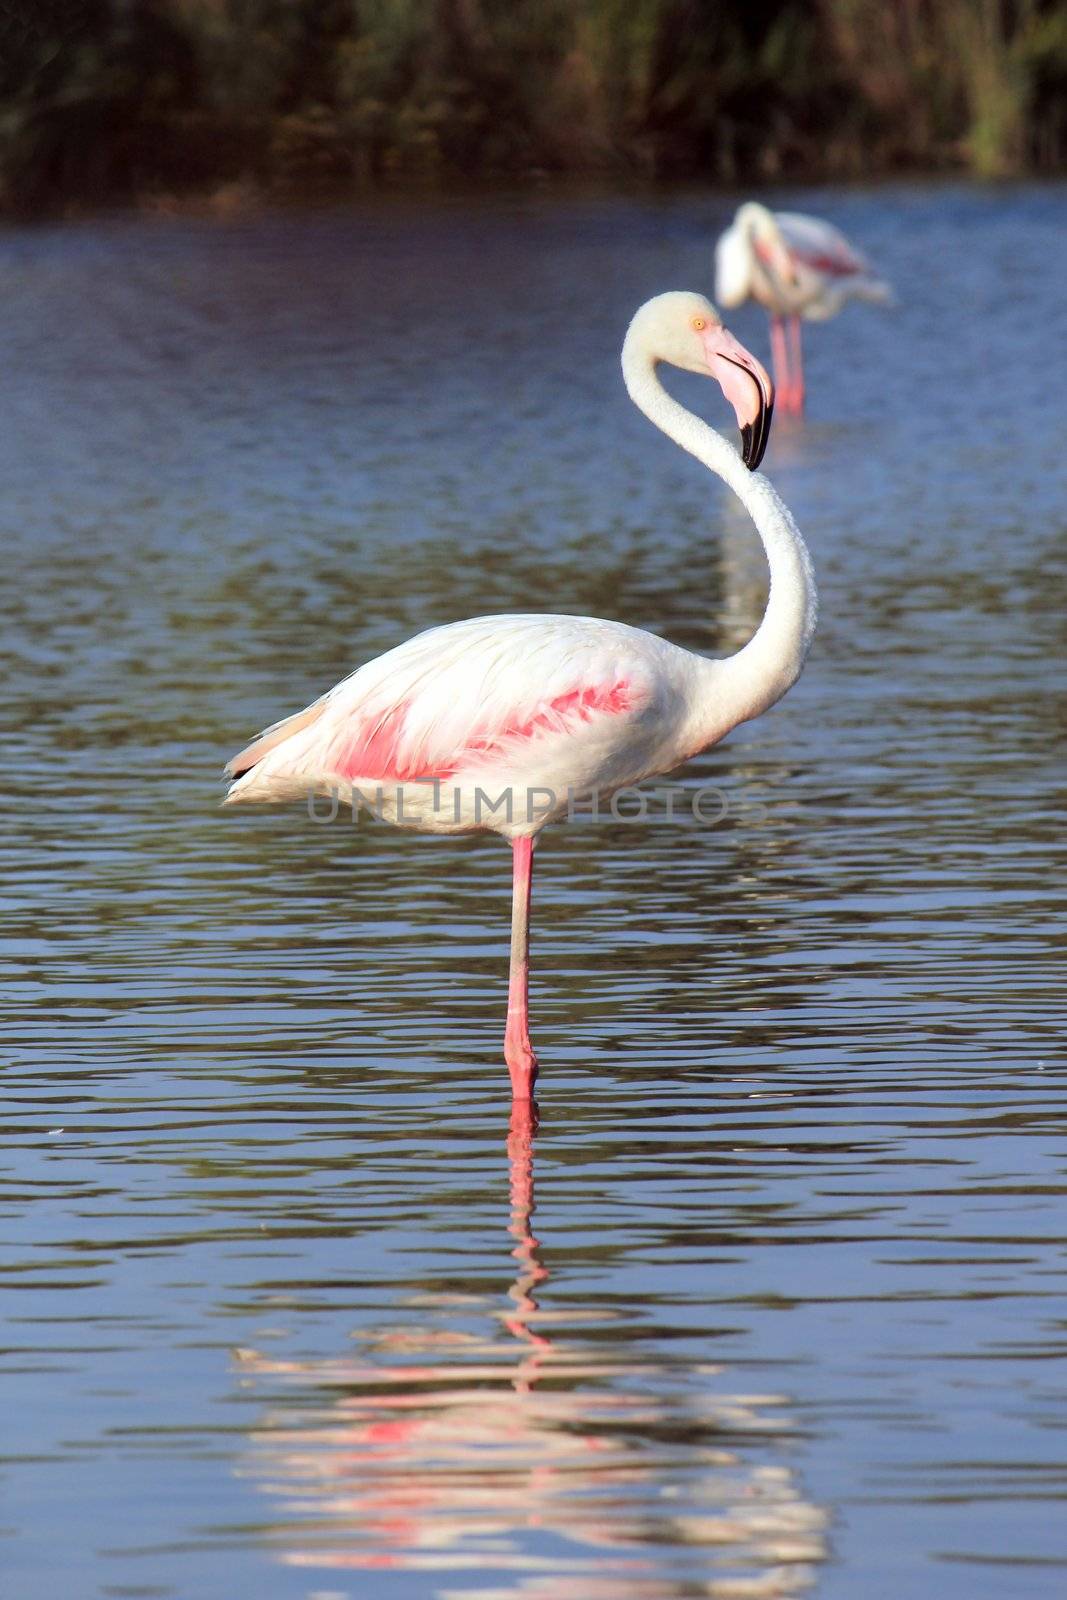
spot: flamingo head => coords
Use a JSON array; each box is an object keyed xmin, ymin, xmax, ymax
[{"xmin": 627, "ymin": 291, "xmax": 774, "ymax": 470}]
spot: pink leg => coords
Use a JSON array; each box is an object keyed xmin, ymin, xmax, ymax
[
  {"xmin": 505, "ymin": 1096, "xmax": 549, "ymax": 1386},
  {"xmin": 504, "ymin": 836, "xmax": 538, "ymax": 1100},
  {"xmin": 769, "ymin": 315, "xmax": 791, "ymax": 411},
  {"xmin": 788, "ymin": 315, "xmax": 805, "ymax": 413}
]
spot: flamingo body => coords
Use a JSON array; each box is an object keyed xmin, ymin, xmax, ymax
[
  {"xmin": 715, "ymin": 202, "xmax": 892, "ymax": 412},
  {"xmin": 227, "ymin": 612, "xmax": 737, "ymax": 835},
  {"xmin": 225, "ymin": 292, "xmax": 816, "ymax": 1099}
]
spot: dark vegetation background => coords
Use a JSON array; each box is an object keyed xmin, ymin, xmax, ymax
[{"xmin": 3, "ymin": 0, "xmax": 1066, "ymax": 213}]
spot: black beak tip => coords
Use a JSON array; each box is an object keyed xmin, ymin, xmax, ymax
[{"xmin": 741, "ymin": 399, "xmax": 772, "ymax": 471}]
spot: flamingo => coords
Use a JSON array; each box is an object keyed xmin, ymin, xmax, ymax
[
  {"xmin": 714, "ymin": 201, "xmax": 892, "ymax": 414},
  {"xmin": 224, "ymin": 291, "xmax": 817, "ymax": 1101}
]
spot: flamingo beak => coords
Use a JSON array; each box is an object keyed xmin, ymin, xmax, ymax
[{"xmin": 701, "ymin": 324, "xmax": 774, "ymax": 470}]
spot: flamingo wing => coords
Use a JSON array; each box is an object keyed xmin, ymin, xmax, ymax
[
  {"xmin": 227, "ymin": 696, "xmax": 331, "ymax": 778},
  {"xmin": 775, "ymin": 211, "xmax": 872, "ymax": 279},
  {"xmin": 225, "ymin": 615, "xmax": 665, "ymax": 798}
]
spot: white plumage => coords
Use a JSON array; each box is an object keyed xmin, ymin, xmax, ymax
[{"xmin": 226, "ymin": 614, "xmax": 680, "ymax": 831}]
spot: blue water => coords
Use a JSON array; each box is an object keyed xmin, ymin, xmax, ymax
[{"xmin": 1, "ymin": 182, "xmax": 1065, "ymax": 1599}]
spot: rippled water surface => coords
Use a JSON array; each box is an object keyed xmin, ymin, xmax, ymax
[{"xmin": 2, "ymin": 184, "xmax": 1065, "ymax": 1600}]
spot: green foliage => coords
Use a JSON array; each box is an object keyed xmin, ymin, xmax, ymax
[
  {"xmin": 1, "ymin": 0, "xmax": 1065, "ymax": 210},
  {"xmin": 821, "ymin": 0, "xmax": 1067, "ymax": 175}
]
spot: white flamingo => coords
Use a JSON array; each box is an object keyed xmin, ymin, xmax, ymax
[
  {"xmin": 715, "ymin": 201, "xmax": 892, "ymax": 414},
  {"xmin": 224, "ymin": 292, "xmax": 817, "ymax": 1100}
]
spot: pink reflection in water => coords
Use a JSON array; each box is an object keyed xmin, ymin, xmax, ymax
[{"xmin": 235, "ymin": 1102, "xmax": 827, "ymax": 1597}]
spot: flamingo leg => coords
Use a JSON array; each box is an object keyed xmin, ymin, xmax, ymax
[
  {"xmin": 788, "ymin": 315, "xmax": 805, "ymax": 414},
  {"xmin": 769, "ymin": 315, "xmax": 790, "ymax": 411},
  {"xmin": 504, "ymin": 836, "xmax": 538, "ymax": 1099}
]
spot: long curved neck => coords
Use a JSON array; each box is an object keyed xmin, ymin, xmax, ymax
[{"xmin": 622, "ymin": 340, "xmax": 817, "ymax": 738}]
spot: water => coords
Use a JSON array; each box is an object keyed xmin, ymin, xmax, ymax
[{"xmin": 1, "ymin": 182, "xmax": 1065, "ymax": 1600}]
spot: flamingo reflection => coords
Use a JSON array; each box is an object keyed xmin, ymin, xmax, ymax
[{"xmin": 235, "ymin": 1104, "xmax": 827, "ymax": 1596}]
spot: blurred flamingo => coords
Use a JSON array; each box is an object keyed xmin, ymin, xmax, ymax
[
  {"xmin": 715, "ymin": 201, "xmax": 892, "ymax": 414},
  {"xmin": 225, "ymin": 292, "xmax": 816, "ymax": 1099}
]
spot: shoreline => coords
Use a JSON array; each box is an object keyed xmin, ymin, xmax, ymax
[{"xmin": 4, "ymin": 165, "xmax": 1064, "ymax": 230}]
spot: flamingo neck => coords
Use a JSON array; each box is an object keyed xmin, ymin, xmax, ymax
[{"xmin": 621, "ymin": 342, "xmax": 817, "ymax": 737}]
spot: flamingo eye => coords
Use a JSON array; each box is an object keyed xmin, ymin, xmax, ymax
[{"xmin": 691, "ymin": 316, "xmax": 707, "ymax": 332}]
